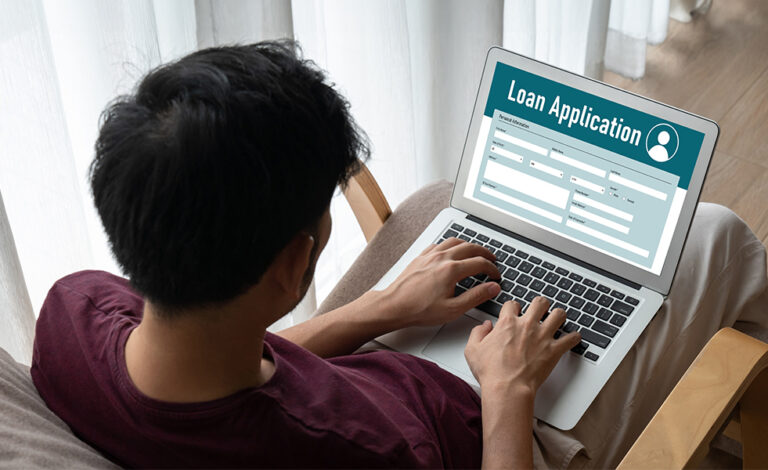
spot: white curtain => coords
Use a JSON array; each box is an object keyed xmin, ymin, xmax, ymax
[{"xmin": 0, "ymin": 0, "xmax": 686, "ymax": 364}]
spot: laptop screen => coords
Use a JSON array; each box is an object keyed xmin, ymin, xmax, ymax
[{"xmin": 462, "ymin": 62, "xmax": 706, "ymax": 275}]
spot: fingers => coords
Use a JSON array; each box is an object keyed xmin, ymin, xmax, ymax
[
  {"xmin": 432, "ymin": 236, "xmax": 463, "ymax": 252},
  {"xmin": 498, "ymin": 298, "xmax": 522, "ymax": 320},
  {"xmin": 450, "ymin": 282, "xmax": 500, "ymax": 312},
  {"xmin": 451, "ymin": 256, "xmax": 500, "ymax": 282},
  {"xmin": 467, "ymin": 319, "xmax": 493, "ymax": 346},
  {"xmin": 540, "ymin": 306, "xmax": 567, "ymax": 336},
  {"xmin": 554, "ymin": 331, "xmax": 582, "ymax": 356},
  {"xmin": 524, "ymin": 296, "xmax": 550, "ymax": 324}
]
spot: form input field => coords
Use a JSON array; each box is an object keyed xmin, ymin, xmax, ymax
[
  {"xmin": 608, "ymin": 173, "xmax": 668, "ymax": 201},
  {"xmin": 490, "ymin": 144, "xmax": 523, "ymax": 163},
  {"xmin": 530, "ymin": 160, "xmax": 563, "ymax": 178},
  {"xmin": 550, "ymin": 151, "xmax": 606, "ymax": 178},
  {"xmin": 493, "ymin": 131, "xmax": 548, "ymax": 156},
  {"xmin": 485, "ymin": 160, "xmax": 570, "ymax": 209},
  {"xmin": 570, "ymin": 206, "xmax": 630, "ymax": 234},
  {"xmin": 481, "ymin": 186, "xmax": 562, "ymax": 223},
  {"xmin": 572, "ymin": 193, "xmax": 633, "ymax": 222},
  {"xmin": 566, "ymin": 220, "xmax": 649, "ymax": 258},
  {"xmin": 570, "ymin": 175, "xmax": 605, "ymax": 194}
]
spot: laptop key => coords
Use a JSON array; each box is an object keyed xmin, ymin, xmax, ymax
[
  {"xmin": 517, "ymin": 274, "xmax": 532, "ymax": 286},
  {"xmin": 512, "ymin": 285, "xmax": 528, "ymax": 297},
  {"xmin": 476, "ymin": 234, "xmax": 490, "ymax": 243},
  {"xmin": 556, "ymin": 291, "xmax": 572, "ymax": 303},
  {"xmin": 610, "ymin": 314, "xmax": 626, "ymax": 327},
  {"xmin": 625, "ymin": 296, "xmax": 639, "ymax": 306},
  {"xmin": 459, "ymin": 235, "xmax": 471, "ymax": 242},
  {"xmin": 569, "ymin": 297, "xmax": 586, "ymax": 309},
  {"xmin": 451, "ymin": 223, "xmax": 464, "ymax": 231},
  {"xmin": 572, "ymin": 341, "xmax": 588, "ymax": 355},
  {"xmin": 577, "ymin": 314, "xmax": 594, "ymax": 327},
  {"xmin": 568, "ymin": 273, "xmax": 583, "ymax": 282},
  {"xmin": 515, "ymin": 250, "xmax": 529, "ymax": 259},
  {"xmin": 444, "ymin": 229, "xmax": 459, "ymax": 238},
  {"xmin": 581, "ymin": 329, "xmax": 611, "ymax": 349},
  {"xmin": 542, "ymin": 261, "xmax": 556, "ymax": 270},
  {"xmin": 530, "ymin": 280, "xmax": 546, "ymax": 292},
  {"xmin": 544, "ymin": 272, "xmax": 560, "ymax": 284},
  {"xmin": 489, "ymin": 239, "xmax": 503, "ymax": 248},
  {"xmin": 597, "ymin": 308, "xmax": 612, "ymax": 321},
  {"xmin": 464, "ymin": 228, "xmax": 477, "ymax": 237},
  {"xmin": 505, "ymin": 256, "xmax": 521, "ymax": 268},
  {"xmin": 524, "ymin": 291, "xmax": 537, "ymax": 302},
  {"xmin": 584, "ymin": 351, "xmax": 599, "ymax": 361},
  {"xmin": 610, "ymin": 290, "xmax": 625, "ymax": 300},
  {"xmin": 497, "ymin": 293, "xmax": 513, "ymax": 304},
  {"xmin": 503, "ymin": 269, "xmax": 519, "ymax": 281},
  {"xmin": 531, "ymin": 267, "xmax": 547, "ymax": 279},
  {"xmin": 495, "ymin": 251, "xmax": 509, "ymax": 263},
  {"xmin": 477, "ymin": 300, "xmax": 502, "ymax": 317},
  {"xmin": 459, "ymin": 277, "xmax": 474, "ymax": 288},
  {"xmin": 563, "ymin": 321, "xmax": 579, "ymax": 333},
  {"xmin": 502, "ymin": 244, "xmax": 516, "ymax": 254},
  {"xmin": 583, "ymin": 302, "xmax": 599, "ymax": 315},
  {"xmin": 557, "ymin": 278, "xmax": 573, "ymax": 290},
  {"xmin": 597, "ymin": 284, "xmax": 611, "ymax": 294},
  {"xmin": 555, "ymin": 267, "xmax": 569, "ymax": 276},
  {"xmin": 543, "ymin": 285, "xmax": 558, "ymax": 297},
  {"xmin": 597, "ymin": 294, "xmax": 613, "ymax": 307},
  {"xmin": 566, "ymin": 309, "xmax": 580, "ymax": 321},
  {"xmin": 584, "ymin": 289, "xmax": 600, "ymax": 301},
  {"xmin": 570, "ymin": 284, "xmax": 586, "ymax": 296},
  {"xmin": 528, "ymin": 256, "xmax": 542, "ymax": 265},
  {"xmin": 519, "ymin": 261, "xmax": 533, "ymax": 273},
  {"xmin": 592, "ymin": 320, "xmax": 619, "ymax": 338},
  {"xmin": 583, "ymin": 278, "xmax": 597, "ymax": 288},
  {"xmin": 454, "ymin": 285, "xmax": 466, "ymax": 297},
  {"xmin": 500, "ymin": 279, "xmax": 514, "ymax": 292},
  {"xmin": 611, "ymin": 300, "xmax": 634, "ymax": 316}
]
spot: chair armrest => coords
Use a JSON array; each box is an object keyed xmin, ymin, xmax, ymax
[
  {"xmin": 618, "ymin": 327, "xmax": 768, "ymax": 469},
  {"xmin": 343, "ymin": 163, "xmax": 392, "ymax": 242}
]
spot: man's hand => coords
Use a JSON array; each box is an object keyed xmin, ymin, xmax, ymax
[
  {"xmin": 381, "ymin": 237, "xmax": 501, "ymax": 329},
  {"xmin": 464, "ymin": 297, "xmax": 581, "ymax": 470},
  {"xmin": 464, "ymin": 297, "xmax": 581, "ymax": 394}
]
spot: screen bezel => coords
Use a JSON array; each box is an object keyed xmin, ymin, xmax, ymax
[{"xmin": 451, "ymin": 47, "xmax": 719, "ymax": 295}]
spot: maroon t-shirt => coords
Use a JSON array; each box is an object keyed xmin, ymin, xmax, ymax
[{"xmin": 31, "ymin": 271, "xmax": 483, "ymax": 468}]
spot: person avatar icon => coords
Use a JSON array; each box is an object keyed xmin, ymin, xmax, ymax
[
  {"xmin": 649, "ymin": 131, "xmax": 670, "ymax": 162},
  {"xmin": 646, "ymin": 123, "xmax": 679, "ymax": 163}
]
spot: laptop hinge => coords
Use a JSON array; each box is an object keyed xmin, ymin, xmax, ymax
[{"xmin": 466, "ymin": 215, "xmax": 642, "ymax": 291}]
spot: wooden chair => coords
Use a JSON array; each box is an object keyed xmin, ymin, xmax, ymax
[{"xmin": 343, "ymin": 163, "xmax": 768, "ymax": 469}]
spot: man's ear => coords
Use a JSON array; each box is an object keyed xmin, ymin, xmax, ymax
[{"xmin": 268, "ymin": 232, "xmax": 315, "ymax": 300}]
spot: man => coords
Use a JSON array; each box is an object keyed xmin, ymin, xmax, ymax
[
  {"xmin": 31, "ymin": 41, "xmax": 580, "ymax": 468},
  {"xmin": 32, "ymin": 41, "xmax": 768, "ymax": 469}
]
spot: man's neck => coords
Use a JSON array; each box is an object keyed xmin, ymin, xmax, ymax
[{"xmin": 125, "ymin": 298, "xmax": 277, "ymax": 403}]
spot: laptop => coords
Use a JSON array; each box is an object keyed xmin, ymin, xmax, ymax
[{"xmin": 373, "ymin": 46, "xmax": 718, "ymax": 430}]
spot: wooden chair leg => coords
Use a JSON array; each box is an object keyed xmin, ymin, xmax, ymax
[{"xmin": 740, "ymin": 368, "xmax": 768, "ymax": 469}]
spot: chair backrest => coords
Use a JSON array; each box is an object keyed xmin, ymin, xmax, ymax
[{"xmin": 0, "ymin": 189, "xmax": 36, "ymax": 365}]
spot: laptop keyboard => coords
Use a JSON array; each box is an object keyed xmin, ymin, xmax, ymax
[{"xmin": 441, "ymin": 222, "xmax": 641, "ymax": 363}]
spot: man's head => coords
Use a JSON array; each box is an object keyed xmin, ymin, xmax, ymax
[{"xmin": 90, "ymin": 41, "xmax": 368, "ymax": 314}]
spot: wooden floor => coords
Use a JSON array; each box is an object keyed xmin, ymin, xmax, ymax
[{"xmin": 602, "ymin": 0, "xmax": 768, "ymax": 247}]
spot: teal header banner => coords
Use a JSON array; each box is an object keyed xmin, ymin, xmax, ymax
[{"xmin": 483, "ymin": 63, "xmax": 704, "ymax": 189}]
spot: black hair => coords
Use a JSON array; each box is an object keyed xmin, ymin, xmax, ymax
[{"xmin": 90, "ymin": 40, "xmax": 368, "ymax": 310}]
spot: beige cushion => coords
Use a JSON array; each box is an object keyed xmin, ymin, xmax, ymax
[{"xmin": 0, "ymin": 347, "xmax": 116, "ymax": 468}]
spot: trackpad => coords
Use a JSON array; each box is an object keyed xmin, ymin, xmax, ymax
[{"xmin": 422, "ymin": 315, "xmax": 480, "ymax": 380}]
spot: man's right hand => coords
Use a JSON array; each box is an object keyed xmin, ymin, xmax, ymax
[
  {"xmin": 464, "ymin": 298, "xmax": 581, "ymax": 469},
  {"xmin": 464, "ymin": 297, "xmax": 581, "ymax": 396}
]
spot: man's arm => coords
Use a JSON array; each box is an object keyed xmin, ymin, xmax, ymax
[
  {"xmin": 464, "ymin": 298, "xmax": 581, "ymax": 469},
  {"xmin": 277, "ymin": 238, "xmax": 501, "ymax": 357}
]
